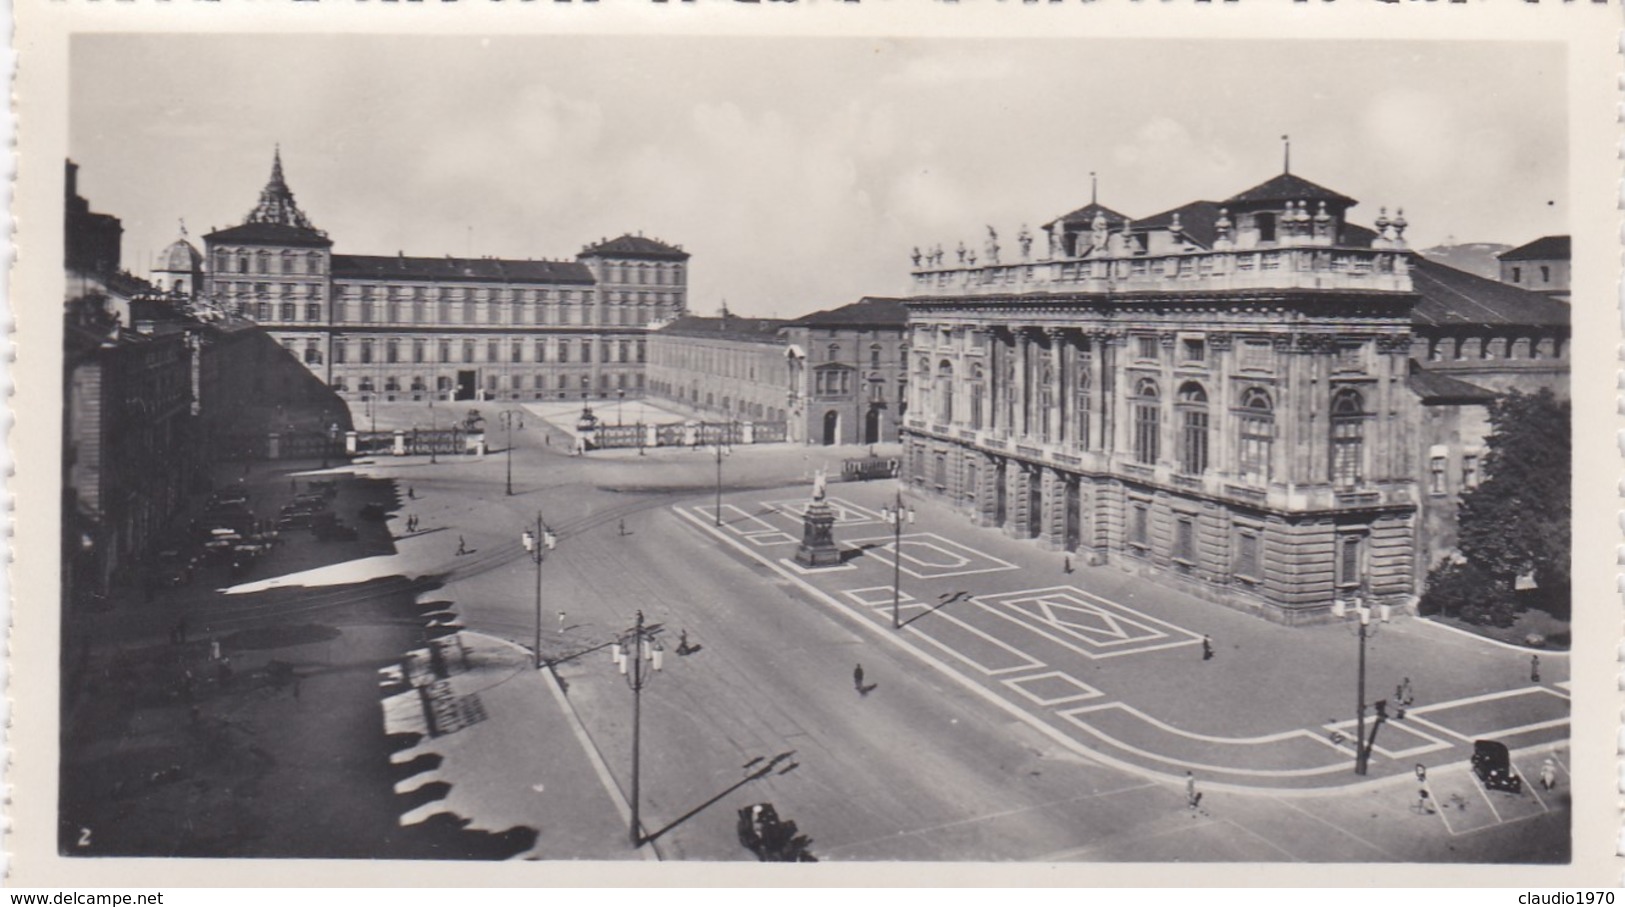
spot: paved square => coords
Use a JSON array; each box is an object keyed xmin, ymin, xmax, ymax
[
  {"xmin": 843, "ymin": 532, "xmax": 1019, "ymax": 579},
  {"xmin": 1004, "ymin": 671, "xmax": 1104, "ymax": 706},
  {"xmin": 977, "ymin": 586, "xmax": 1203, "ymax": 659},
  {"xmin": 842, "ymin": 586, "xmax": 924, "ymax": 610}
]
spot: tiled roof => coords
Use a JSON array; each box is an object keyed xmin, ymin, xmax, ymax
[
  {"xmin": 1407, "ymin": 361, "xmax": 1497, "ymax": 404},
  {"xmin": 656, "ymin": 315, "xmax": 788, "ymax": 344},
  {"xmin": 204, "ymin": 222, "xmax": 333, "ymax": 248},
  {"xmin": 789, "ymin": 297, "xmax": 909, "ymax": 329},
  {"xmin": 1043, "ymin": 202, "xmax": 1129, "ymax": 231},
  {"xmin": 1498, "ymin": 235, "xmax": 1570, "ymax": 262},
  {"xmin": 331, "ymin": 254, "xmax": 595, "ymax": 285},
  {"xmin": 1133, "ymin": 201, "xmax": 1223, "ymax": 249},
  {"xmin": 1411, "ymin": 256, "xmax": 1571, "ymax": 329},
  {"xmin": 1224, "ymin": 172, "xmax": 1356, "ymax": 208},
  {"xmin": 580, "ymin": 234, "xmax": 690, "ymax": 260}
]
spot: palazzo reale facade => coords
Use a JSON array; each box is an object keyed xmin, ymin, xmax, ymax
[
  {"xmin": 157, "ymin": 150, "xmax": 689, "ymax": 403},
  {"xmin": 901, "ymin": 172, "xmax": 1432, "ymax": 624}
]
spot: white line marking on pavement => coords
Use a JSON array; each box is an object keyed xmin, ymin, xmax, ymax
[
  {"xmin": 1003, "ymin": 671, "xmax": 1105, "ymax": 706},
  {"xmin": 1275, "ymin": 796, "xmax": 1401, "ymax": 861},
  {"xmin": 1406, "ymin": 685, "xmax": 1570, "ymax": 714},
  {"xmin": 1057, "ymin": 704, "xmax": 1354, "ymax": 777},
  {"xmin": 1469, "ymin": 770, "xmax": 1505, "ymax": 824},
  {"xmin": 671, "ymin": 503, "xmax": 1527, "ymax": 798}
]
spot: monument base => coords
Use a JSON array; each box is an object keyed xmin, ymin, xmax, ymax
[{"xmin": 794, "ymin": 499, "xmax": 842, "ymax": 568}]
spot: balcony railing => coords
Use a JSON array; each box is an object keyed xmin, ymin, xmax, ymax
[{"xmin": 909, "ymin": 245, "xmax": 1412, "ymax": 297}]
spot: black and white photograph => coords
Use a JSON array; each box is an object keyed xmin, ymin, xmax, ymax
[{"xmin": 31, "ymin": 18, "xmax": 1615, "ymax": 881}]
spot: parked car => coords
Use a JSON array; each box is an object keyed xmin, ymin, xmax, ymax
[{"xmin": 1471, "ymin": 740, "xmax": 1523, "ymax": 793}]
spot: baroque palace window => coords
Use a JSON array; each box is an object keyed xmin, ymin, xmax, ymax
[
  {"xmin": 1177, "ymin": 382, "xmax": 1209, "ymax": 475},
  {"xmin": 1330, "ymin": 388, "xmax": 1367, "ymax": 488},
  {"xmin": 1133, "ymin": 378, "xmax": 1160, "ymax": 465},
  {"xmin": 1236, "ymin": 387, "xmax": 1274, "ymax": 486}
]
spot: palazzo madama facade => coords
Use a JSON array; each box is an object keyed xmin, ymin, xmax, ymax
[{"xmin": 901, "ymin": 171, "xmax": 1432, "ymax": 623}]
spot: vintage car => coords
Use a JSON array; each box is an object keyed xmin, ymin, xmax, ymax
[{"xmin": 1471, "ymin": 740, "xmax": 1523, "ymax": 793}]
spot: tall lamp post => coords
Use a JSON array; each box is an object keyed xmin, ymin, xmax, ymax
[
  {"xmin": 615, "ymin": 610, "xmax": 664, "ymax": 847},
  {"xmin": 711, "ymin": 424, "xmax": 731, "ymax": 527},
  {"xmin": 617, "ymin": 389, "xmax": 626, "ymax": 427},
  {"xmin": 428, "ymin": 390, "xmax": 438, "ymax": 464},
  {"xmin": 881, "ymin": 483, "xmax": 916, "ymax": 629},
  {"xmin": 520, "ymin": 515, "xmax": 555, "ymax": 670},
  {"xmin": 499, "ymin": 409, "xmax": 524, "ymax": 496},
  {"xmin": 1340, "ymin": 594, "xmax": 1387, "ymax": 776}
]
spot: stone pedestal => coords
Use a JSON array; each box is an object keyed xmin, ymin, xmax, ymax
[
  {"xmin": 392, "ymin": 430, "xmax": 407, "ymax": 456},
  {"xmin": 794, "ymin": 499, "xmax": 842, "ymax": 567}
]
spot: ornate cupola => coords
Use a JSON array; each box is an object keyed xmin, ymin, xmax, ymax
[
  {"xmin": 152, "ymin": 220, "xmax": 204, "ymax": 297},
  {"xmin": 245, "ymin": 146, "xmax": 319, "ymax": 231}
]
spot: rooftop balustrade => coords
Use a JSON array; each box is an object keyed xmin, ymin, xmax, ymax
[{"xmin": 909, "ymin": 245, "xmax": 1413, "ymax": 298}]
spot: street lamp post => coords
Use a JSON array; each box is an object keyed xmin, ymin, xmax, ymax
[
  {"xmin": 428, "ymin": 391, "xmax": 438, "ymax": 464},
  {"xmin": 1342, "ymin": 596, "xmax": 1387, "ymax": 776},
  {"xmin": 882, "ymin": 484, "xmax": 915, "ymax": 630},
  {"xmin": 617, "ymin": 609, "xmax": 664, "ymax": 847},
  {"xmin": 711, "ymin": 425, "xmax": 731, "ymax": 528},
  {"xmin": 521, "ymin": 515, "xmax": 555, "ymax": 670},
  {"xmin": 499, "ymin": 409, "xmax": 524, "ymax": 496},
  {"xmin": 617, "ymin": 389, "xmax": 625, "ymax": 427}
]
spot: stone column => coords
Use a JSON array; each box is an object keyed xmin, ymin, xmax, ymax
[
  {"xmin": 1040, "ymin": 467, "xmax": 1066, "ymax": 550},
  {"xmin": 1046, "ymin": 329, "xmax": 1066, "ymax": 446}
]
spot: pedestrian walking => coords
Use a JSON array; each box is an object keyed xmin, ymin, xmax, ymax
[
  {"xmin": 1397, "ymin": 677, "xmax": 1414, "ymax": 706},
  {"xmin": 408, "ymin": 486, "xmax": 416, "ymax": 500},
  {"xmin": 456, "ymin": 536, "xmax": 467, "ymax": 556},
  {"xmin": 678, "ymin": 629, "xmax": 690, "ymax": 655},
  {"xmin": 618, "ymin": 518, "xmax": 628, "ymax": 537},
  {"xmin": 1064, "ymin": 552, "xmax": 1074, "ymax": 574},
  {"xmin": 1201, "ymin": 635, "xmax": 1214, "ymax": 661},
  {"xmin": 1185, "ymin": 771, "xmax": 1202, "ymax": 810},
  {"xmin": 1530, "ymin": 654, "xmax": 1541, "ymax": 683},
  {"xmin": 853, "ymin": 663, "xmax": 865, "ymax": 693},
  {"xmin": 1539, "ymin": 757, "xmax": 1558, "ymax": 790}
]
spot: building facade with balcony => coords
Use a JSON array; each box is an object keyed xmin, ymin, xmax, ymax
[
  {"xmin": 198, "ymin": 150, "xmax": 688, "ymax": 403},
  {"xmin": 783, "ymin": 297, "xmax": 910, "ymax": 446},
  {"xmin": 901, "ymin": 171, "xmax": 1431, "ymax": 624}
]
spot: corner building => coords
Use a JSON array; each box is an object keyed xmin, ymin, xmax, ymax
[
  {"xmin": 200, "ymin": 150, "xmax": 688, "ymax": 402},
  {"xmin": 902, "ymin": 172, "xmax": 1426, "ymax": 624}
]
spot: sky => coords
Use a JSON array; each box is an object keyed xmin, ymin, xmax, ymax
[{"xmin": 70, "ymin": 35, "xmax": 1567, "ymax": 319}]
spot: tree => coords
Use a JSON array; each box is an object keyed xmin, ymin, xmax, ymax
[{"xmin": 1447, "ymin": 388, "xmax": 1571, "ymax": 620}]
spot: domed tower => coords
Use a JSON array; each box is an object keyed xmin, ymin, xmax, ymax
[{"xmin": 153, "ymin": 220, "xmax": 204, "ymax": 298}]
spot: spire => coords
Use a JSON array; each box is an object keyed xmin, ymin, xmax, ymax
[
  {"xmin": 244, "ymin": 146, "xmax": 318, "ymax": 231},
  {"xmin": 1090, "ymin": 171, "xmax": 1098, "ymax": 205},
  {"xmin": 1282, "ymin": 134, "xmax": 1291, "ymax": 175}
]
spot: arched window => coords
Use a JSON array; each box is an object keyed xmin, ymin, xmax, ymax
[
  {"xmin": 282, "ymin": 250, "xmax": 296, "ymax": 275},
  {"xmin": 1133, "ymin": 378, "xmax": 1160, "ymax": 465},
  {"xmin": 969, "ymin": 363, "xmax": 985, "ymax": 430},
  {"xmin": 1177, "ymin": 382, "xmax": 1209, "ymax": 475},
  {"xmin": 237, "ymin": 251, "xmax": 250, "ymax": 272},
  {"xmin": 1237, "ymin": 387, "xmax": 1273, "ymax": 486},
  {"xmin": 936, "ymin": 360, "xmax": 955, "ymax": 424},
  {"xmin": 1038, "ymin": 361, "xmax": 1055, "ymax": 441},
  {"xmin": 1076, "ymin": 370, "xmax": 1092, "ymax": 449},
  {"xmin": 1330, "ymin": 388, "xmax": 1366, "ymax": 488},
  {"xmin": 255, "ymin": 249, "xmax": 270, "ymax": 273}
]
